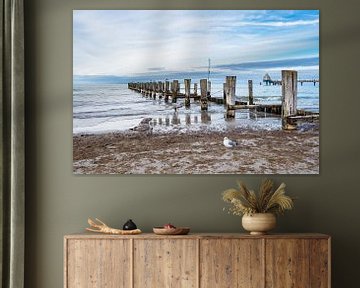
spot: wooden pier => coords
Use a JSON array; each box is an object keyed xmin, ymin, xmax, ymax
[
  {"xmin": 128, "ymin": 70, "xmax": 319, "ymax": 130},
  {"xmin": 263, "ymin": 73, "xmax": 319, "ymax": 86}
]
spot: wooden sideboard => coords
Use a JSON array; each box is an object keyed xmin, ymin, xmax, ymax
[{"xmin": 64, "ymin": 233, "xmax": 330, "ymax": 288}]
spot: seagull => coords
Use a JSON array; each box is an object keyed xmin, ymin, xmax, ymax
[
  {"xmin": 223, "ymin": 137, "xmax": 238, "ymax": 148},
  {"xmin": 129, "ymin": 118, "xmax": 153, "ymax": 134}
]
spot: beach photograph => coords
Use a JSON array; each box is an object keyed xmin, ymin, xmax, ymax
[{"xmin": 73, "ymin": 10, "xmax": 319, "ymax": 174}]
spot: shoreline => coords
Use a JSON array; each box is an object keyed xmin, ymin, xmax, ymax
[{"xmin": 73, "ymin": 127, "xmax": 319, "ymax": 174}]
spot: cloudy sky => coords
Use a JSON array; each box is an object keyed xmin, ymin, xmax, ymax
[{"xmin": 73, "ymin": 10, "xmax": 319, "ymax": 77}]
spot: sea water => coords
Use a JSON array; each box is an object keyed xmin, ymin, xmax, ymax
[{"xmin": 73, "ymin": 71, "xmax": 319, "ymax": 134}]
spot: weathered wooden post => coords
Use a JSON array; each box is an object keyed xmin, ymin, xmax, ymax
[
  {"xmin": 158, "ymin": 81, "xmax": 163, "ymax": 99},
  {"xmin": 147, "ymin": 82, "xmax": 151, "ymax": 97},
  {"xmin": 281, "ymin": 70, "xmax": 298, "ymax": 130},
  {"xmin": 148, "ymin": 82, "xmax": 152, "ymax": 97},
  {"xmin": 165, "ymin": 81, "xmax": 170, "ymax": 102},
  {"xmin": 248, "ymin": 80, "xmax": 254, "ymax": 105},
  {"xmin": 200, "ymin": 79, "xmax": 208, "ymax": 110},
  {"xmin": 194, "ymin": 83, "xmax": 198, "ymax": 97},
  {"xmin": 184, "ymin": 79, "xmax": 191, "ymax": 107},
  {"xmin": 223, "ymin": 83, "xmax": 227, "ymax": 105},
  {"xmin": 163, "ymin": 82, "xmax": 166, "ymax": 98},
  {"xmin": 207, "ymin": 81, "xmax": 211, "ymax": 98},
  {"xmin": 226, "ymin": 76, "xmax": 236, "ymax": 118},
  {"xmin": 145, "ymin": 83, "xmax": 149, "ymax": 96},
  {"xmin": 152, "ymin": 82, "xmax": 156, "ymax": 99},
  {"xmin": 172, "ymin": 80, "xmax": 178, "ymax": 103},
  {"xmin": 151, "ymin": 82, "xmax": 154, "ymax": 98}
]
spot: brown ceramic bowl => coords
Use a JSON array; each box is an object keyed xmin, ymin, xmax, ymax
[{"xmin": 153, "ymin": 227, "xmax": 190, "ymax": 235}]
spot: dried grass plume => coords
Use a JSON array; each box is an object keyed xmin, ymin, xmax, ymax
[{"xmin": 222, "ymin": 179, "xmax": 294, "ymax": 216}]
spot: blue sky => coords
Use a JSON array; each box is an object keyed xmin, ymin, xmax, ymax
[{"xmin": 73, "ymin": 10, "xmax": 319, "ymax": 76}]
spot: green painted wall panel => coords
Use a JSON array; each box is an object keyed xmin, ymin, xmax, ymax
[{"xmin": 24, "ymin": 0, "xmax": 360, "ymax": 287}]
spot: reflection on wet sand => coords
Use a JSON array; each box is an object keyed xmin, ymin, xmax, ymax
[
  {"xmin": 201, "ymin": 111, "xmax": 211, "ymax": 124},
  {"xmin": 185, "ymin": 114, "xmax": 191, "ymax": 125},
  {"xmin": 172, "ymin": 113, "xmax": 180, "ymax": 125},
  {"xmin": 151, "ymin": 112, "xmax": 212, "ymax": 128}
]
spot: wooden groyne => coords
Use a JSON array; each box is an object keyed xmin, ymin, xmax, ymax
[
  {"xmin": 128, "ymin": 80, "xmax": 201, "ymax": 102},
  {"xmin": 128, "ymin": 70, "xmax": 319, "ymax": 130}
]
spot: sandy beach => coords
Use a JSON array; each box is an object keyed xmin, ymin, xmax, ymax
[{"xmin": 73, "ymin": 125, "xmax": 319, "ymax": 174}]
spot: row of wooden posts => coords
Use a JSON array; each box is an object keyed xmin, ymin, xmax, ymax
[
  {"xmin": 128, "ymin": 79, "xmax": 212, "ymax": 109},
  {"xmin": 128, "ymin": 70, "xmax": 319, "ymax": 130},
  {"xmin": 128, "ymin": 77, "xmax": 251, "ymax": 113}
]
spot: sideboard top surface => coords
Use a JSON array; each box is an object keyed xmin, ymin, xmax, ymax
[{"xmin": 64, "ymin": 232, "xmax": 330, "ymax": 240}]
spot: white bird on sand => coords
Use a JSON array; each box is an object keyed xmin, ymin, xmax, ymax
[
  {"xmin": 223, "ymin": 137, "xmax": 238, "ymax": 148},
  {"xmin": 129, "ymin": 118, "xmax": 153, "ymax": 134}
]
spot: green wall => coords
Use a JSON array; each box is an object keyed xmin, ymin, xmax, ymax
[{"xmin": 25, "ymin": 0, "xmax": 360, "ymax": 287}]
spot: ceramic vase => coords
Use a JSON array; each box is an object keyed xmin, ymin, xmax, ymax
[{"xmin": 242, "ymin": 213, "xmax": 276, "ymax": 235}]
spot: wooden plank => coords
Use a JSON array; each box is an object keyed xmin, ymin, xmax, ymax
[
  {"xmin": 196, "ymin": 239, "xmax": 200, "ymax": 288},
  {"xmin": 225, "ymin": 76, "xmax": 236, "ymax": 106},
  {"xmin": 226, "ymin": 76, "xmax": 236, "ymax": 118},
  {"xmin": 200, "ymin": 239, "xmax": 264, "ymax": 288},
  {"xmin": 64, "ymin": 238, "xmax": 68, "ymax": 288},
  {"xmin": 248, "ymin": 79, "xmax": 254, "ymax": 105},
  {"xmin": 296, "ymin": 109, "xmax": 318, "ymax": 116},
  {"xmin": 232, "ymin": 104, "xmax": 259, "ymax": 109},
  {"xmin": 281, "ymin": 70, "xmax": 298, "ymax": 130},
  {"xmin": 66, "ymin": 239, "xmax": 131, "ymax": 288},
  {"xmin": 265, "ymin": 239, "xmax": 310, "ymax": 288},
  {"xmin": 223, "ymin": 83, "xmax": 227, "ymax": 104},
  {"xmin": 184, "ymin": 79, "xmax": 191, "ymax": 107},
  {"xmin": 310, "ymin": 239, "xmax": 330, "ymax": 288},
  {"xmin": 172, "ymin": 80, "xmax": 178, "ymax": 103},
  {"xmin": 200, "ymin": 79, "xmax": 208, "ymax": 110},
  {"xmin": 130, "ymin": 238, "xmax": 134, "ymax": 288},
  {"xmin": 64, "ymin": 233, "xmax": 330, "ymax": 240},
  {"xmin": 133, "ymin": 239, "xmax": 197, "ymax": 288},
  {"xmin": 287, "ymin": 114, "xmax": 319, "ymax": 120}
]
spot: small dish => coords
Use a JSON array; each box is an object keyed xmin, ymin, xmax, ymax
[{"xmin": 153, "ymin": 227, "xmax": 190, "ymax": 235}]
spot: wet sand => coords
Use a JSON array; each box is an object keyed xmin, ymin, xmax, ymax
[{"xmin": 73, "ymin": 127, "xmax": 319, "ymax": 174}]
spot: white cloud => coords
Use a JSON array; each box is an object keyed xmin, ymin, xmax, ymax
[
  {"xmin": 73, "ymin": 10, "xmax": 319, "ymax": 76},
  {"xmin": 232, "ymin": 19, "xmax": 319, "ymax": 27}
]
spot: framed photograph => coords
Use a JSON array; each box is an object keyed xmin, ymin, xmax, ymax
[{"xmin": 73, "ymin": 10, "xmax": 319, "ymax": 174}]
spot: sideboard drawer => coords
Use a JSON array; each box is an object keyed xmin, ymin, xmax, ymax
[
  {"xmin": 66, "ymin": 239, "xmax": 131, "ymax": 288},
  {"xmin": 134, "ymin": 239, "xmax": 198, "ymax": 288},
  {"xmin": 200, "ymin": 239, "xmax": 263, "ymax": 288}
]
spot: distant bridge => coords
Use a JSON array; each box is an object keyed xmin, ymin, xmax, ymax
[{"xmin": 263, "ymin": 73, "xmax": 319, "ymax": 86}]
